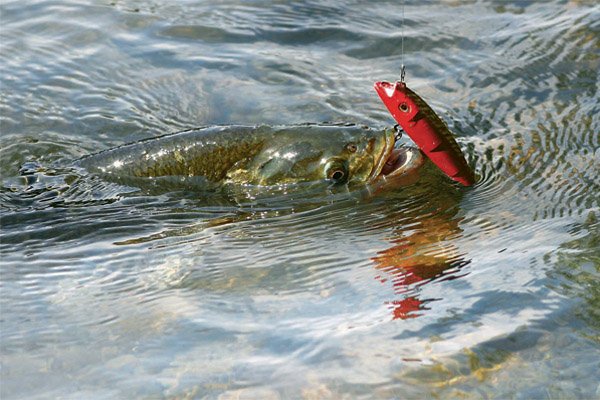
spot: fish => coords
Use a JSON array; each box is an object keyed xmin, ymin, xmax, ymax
[
  {"xmin": 76, "ymin": 123, "xmax": 424, "ymax": 188},
  {"xmin": 374, "ymin": 81, "xmax": 476, "ymax": 186}
]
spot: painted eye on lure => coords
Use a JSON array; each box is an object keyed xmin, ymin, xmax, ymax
[
  {"xmin": 346, "ymin": 143, "xmax": 358, "ymax": 153},
  {"xmin": 398, "ymin": 102, "xmax": 410, "ymax": 113}
]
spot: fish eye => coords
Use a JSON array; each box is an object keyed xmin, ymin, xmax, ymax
[
  {"xmin": 325, "ymin": 160, "xmax": 349, "ymax": 184},
  {"xmin": 346, "ymin": 143, "xmax": 358, "ymax": 153},
  {"xmin": 398, "ymin": 102, "xmax": 410, "ymax": 113},
  {"xmin": 330, "ymin": 169, "xmax": 345, "ymax": 181}
]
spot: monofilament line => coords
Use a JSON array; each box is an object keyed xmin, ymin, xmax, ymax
[{"xmin": 400, "ymin": 0, "xmax": 405, "ymax": 82}]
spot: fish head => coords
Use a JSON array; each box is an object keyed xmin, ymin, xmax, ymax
[
  {"xmin": 234, "ymin": 124, "xmax": 423, "ymax": 186},
  {"xmin": 374, "ymin": 81, "xmax": 421, "ymax": 127}
]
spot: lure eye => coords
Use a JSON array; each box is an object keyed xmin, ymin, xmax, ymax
[
  {"xmin": 346, "ymin": 143, "xmax": 358, "ymax": 153},
  {"xmin": 398, "ymin": 102, "xmax": 410, "ymax": 113}
]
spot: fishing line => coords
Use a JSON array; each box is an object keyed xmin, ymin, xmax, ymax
[{"xmin": 400, "ymin": 0, "xmax": 405, "ymax": 83}]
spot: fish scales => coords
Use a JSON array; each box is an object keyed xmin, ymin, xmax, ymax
[{"xmin": 77, "ymin": 126, "xmax": 267, "ymax": 181}]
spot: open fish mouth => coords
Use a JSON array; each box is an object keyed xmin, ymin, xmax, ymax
[
  {"xmin": 370, "ymin": 129, "xmax": 423, "ymax": 181},
  {"xmin": 381, "ymin": 146, "xmax": 410, "ymax": 175}
]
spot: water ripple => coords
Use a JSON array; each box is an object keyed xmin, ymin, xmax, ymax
[{"xmin": 2, "ymin": 0, "xmax": 600, "ymax": 398}]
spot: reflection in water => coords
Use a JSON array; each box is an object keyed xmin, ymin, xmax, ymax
[
  {"xmin": 373, "ymin": 220, "xmax": 470, "ymax": 320},
  {"xmin": 372, "ymin": 191, "xmax": 471, "ymax": 320}
]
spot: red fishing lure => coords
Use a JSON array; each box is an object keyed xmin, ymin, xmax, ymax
[{"xmin": 374, "ymin": 81, "xmax": 475, "ymax": 186}]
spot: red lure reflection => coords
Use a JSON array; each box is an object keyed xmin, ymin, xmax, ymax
[{"xmin": 372, "ymin": 216, "xmax": 470, "ymax": 320}]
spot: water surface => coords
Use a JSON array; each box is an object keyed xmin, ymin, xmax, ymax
[{"xmin": 1, "ymin": 0, "xmax": 599, "ymax": 398}]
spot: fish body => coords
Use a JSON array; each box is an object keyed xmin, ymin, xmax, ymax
[
  {"xmin": 77, "ymin": 124, "xmax": 423, "ymax": 187},
  {"xmin": 374, "ymin": 81, "xmax": 475, "ymax": 186}
]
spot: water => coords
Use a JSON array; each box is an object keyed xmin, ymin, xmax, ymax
[{"xmin": 1, "ymin": 0, "xmax": 599, "ymax": 398}]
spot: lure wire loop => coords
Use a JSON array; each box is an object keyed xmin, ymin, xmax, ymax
[{"xmin": 393, "ymin": 124, "xmax": 404, "ymax": 141}]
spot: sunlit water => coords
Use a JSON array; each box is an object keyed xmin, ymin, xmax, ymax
[{"xmin": 1, "ymin": 1, "xmax": 599, "ymax": 398}]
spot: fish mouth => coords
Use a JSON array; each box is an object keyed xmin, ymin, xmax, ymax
[{"xmin": 369, "ymin": 129, "xmax": 423, "ymax": 181}]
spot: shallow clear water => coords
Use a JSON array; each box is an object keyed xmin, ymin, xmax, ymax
[{"xmin": 1, "ymin": 0, "xmax": 599, "ymax": 398}]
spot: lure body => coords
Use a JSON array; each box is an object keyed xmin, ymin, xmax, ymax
[{"xmin": 374, "ymin": 81, "xmax": 475, "ymax": 186}]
